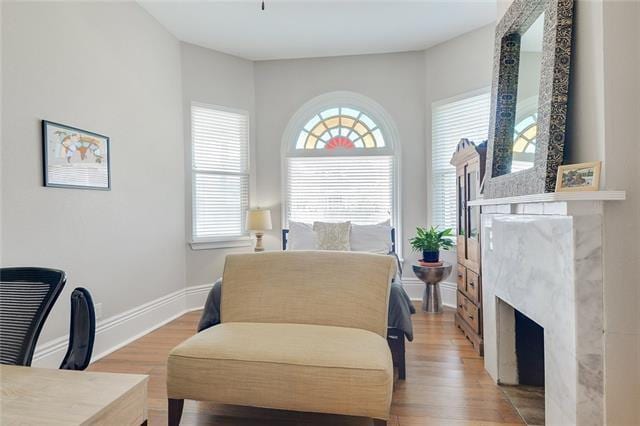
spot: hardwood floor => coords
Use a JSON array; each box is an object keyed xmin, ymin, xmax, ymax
[{"xmin": 89, "ymin": 306, "xmax": 524, "ymax": 425}]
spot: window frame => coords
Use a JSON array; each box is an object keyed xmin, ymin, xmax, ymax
[
  {"xmin": 189, "ymin": 101, "xmax": 251, "ymax": 250},
  {"xmin": 429, "ymin": 87, "xmax": 491, "ymax": 238},
  {"xmin": 280, "ymin": 91, "xmax": 401, "ymax": 255}
]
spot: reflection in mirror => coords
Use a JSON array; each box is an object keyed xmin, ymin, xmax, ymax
[{"xmin": 512, "ymin": 12, "xmax": 544, "ymax": 172}]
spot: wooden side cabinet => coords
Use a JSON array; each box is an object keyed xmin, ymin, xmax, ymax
[{"xmin": 451, "ymin": 139, "xmax": 486, "ymax": 355}]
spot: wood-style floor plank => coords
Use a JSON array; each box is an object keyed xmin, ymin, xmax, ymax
[{"xmin": 89, "ymin": 306, "xmax": 523, "ymax": 425}]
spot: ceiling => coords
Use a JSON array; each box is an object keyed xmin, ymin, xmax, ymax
[{"xmin": 139, "ymin": 1, "xmax": 497, "ymax": 61}]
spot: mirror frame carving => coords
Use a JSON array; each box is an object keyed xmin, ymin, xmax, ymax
[{"xmin": 484, "ymin": 0, "xmax": 575, "ymax": 198}]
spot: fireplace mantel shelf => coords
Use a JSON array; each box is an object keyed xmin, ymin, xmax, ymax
[{"xmin": 469, "ymin": 190, "xmax": 626, "ymax": 206}]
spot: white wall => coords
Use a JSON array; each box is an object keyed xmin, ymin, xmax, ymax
[
  {"xmin": 600, "ymin": 1, "xmax": 640, "ymax": 424},
  {"xmin": 1, "ymin": 2, "xmax": 186, "ymax": 343},
  {"xmin": 424, "ymin": 24, "xmax": 495, "ymax": 269},
  {"xmin": 180, "ymin": 42, "xmax": 256, "ymax": 287},
  {"xmin": 253, "ymin": 52, "xmax": 426, "ymax": 273},
  {"xmin": 566, "ymin": 0, "xmax": 606, "ymax": 169}
]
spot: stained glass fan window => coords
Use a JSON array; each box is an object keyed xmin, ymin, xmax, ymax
[{"xmin": 296, "ymin": 107, "xmax": 385, "ymax": 150}]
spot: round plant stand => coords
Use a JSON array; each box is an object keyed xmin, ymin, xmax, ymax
[{"xmin": 412, "ymin": 262, "xmax": 452, "ymax": 313}]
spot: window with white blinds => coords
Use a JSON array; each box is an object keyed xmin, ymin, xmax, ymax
[
  {"xmin": 431, "ymin": 90, "xmax": 490, "ymax": 231},
  {"xmin": 284, "ymin": 102, "xmax": 397, "ymax": 227},
  {"xmin": 286, "ymin": 156, "xmax": 393, "ymax": 225},
  {"xmin": 191, "ymin": 104, "xmax": 249, "ymax": 241}
]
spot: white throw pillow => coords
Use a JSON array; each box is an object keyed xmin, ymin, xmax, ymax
[
  {"xmin": 313, "ymin": 221, "xmax": 351, "ymax": 251},
  {"xmin": 350, "ymin": 222, "xmax": 393, "ymax": 254},
  {"xmin": 287, "ymin": 220, "xmax": 317, "ymax": 250}
]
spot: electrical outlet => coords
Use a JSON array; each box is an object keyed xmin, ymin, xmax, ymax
[{"xmin": 94, "ymin": 302, "xmax": 103, "ymax": 320}]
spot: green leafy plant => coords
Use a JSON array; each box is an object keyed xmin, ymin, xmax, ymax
[{"xmin": 409, "ymin": 226, "xmax": 454, "ymax": 252}]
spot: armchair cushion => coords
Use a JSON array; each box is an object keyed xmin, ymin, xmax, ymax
[{"xmin": 168, "ymin": 322, "xmax": 393, "ymax": 419}]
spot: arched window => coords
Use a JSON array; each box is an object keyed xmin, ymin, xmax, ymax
[{"xmin": 283, "ymin": 92, "xmax": 399, "ymax": 230}]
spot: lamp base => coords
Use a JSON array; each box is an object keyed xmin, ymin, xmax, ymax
[{"xmin": 254, "ymin": 232, "xmax": 265, "ymax": 252}]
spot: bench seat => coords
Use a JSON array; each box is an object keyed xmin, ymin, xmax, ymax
[
  {"xmin": 166, "ymin": 251, "xmax": 396, "ymax": 424},
  {"xmin": 168, "ymin": 322, "xmax": 393, "ymax": 420}
]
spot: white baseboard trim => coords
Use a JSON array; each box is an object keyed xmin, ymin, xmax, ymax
[
  {"xmin": 185, "ymin": 283, "xmax": 214, "ymax": 310},
  {"xmin": 32, "ymin": 283, "xmax": 214, "ymax": 368},
  {"xmin": 400, "ymin": 277, "xmax": 457, "ymax": 309}
]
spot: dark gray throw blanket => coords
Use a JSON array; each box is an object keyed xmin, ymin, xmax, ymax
[{"xmin": 197, "ymin": 278, "xmax": 416, "ymax": 341}]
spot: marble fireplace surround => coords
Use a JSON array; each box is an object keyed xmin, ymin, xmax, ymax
[{"xmin": 472, "ymin": 191, "xmax": 625, "ymax": 425}]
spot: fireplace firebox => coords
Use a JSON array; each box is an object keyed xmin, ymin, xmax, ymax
[
  {"xmin": 497, "ymin": 300, "xmax": 546, "ymax": 425},
  {"xmin": 515, "ymin": 310, "xmax": 544, "ymax": 387}
]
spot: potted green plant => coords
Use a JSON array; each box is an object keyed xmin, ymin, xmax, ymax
[{"xmin": 409, "ymin": 226, "xmax": 454, "ymax": 263}]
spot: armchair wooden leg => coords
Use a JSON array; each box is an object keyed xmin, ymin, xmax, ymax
[
  {"xmin": 168, "ymin": 398, "xmax": 184, "ymax": 426},
  {"xmin": 373, "ymin": 419, "xmax": 388, "ymax": 426}
]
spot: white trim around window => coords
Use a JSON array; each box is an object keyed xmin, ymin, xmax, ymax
[{"xmin": 189, "ymin": 102, "xmax": 251, "ymax": 250}]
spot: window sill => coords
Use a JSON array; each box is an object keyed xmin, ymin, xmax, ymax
[{"xmin": 189, "ymin": 237, "xmax": 252, "ymax": 250}]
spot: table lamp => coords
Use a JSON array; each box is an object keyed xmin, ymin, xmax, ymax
[{"xmin": 245, "ymin": 208, "xmax": 272, "ymax": 252}]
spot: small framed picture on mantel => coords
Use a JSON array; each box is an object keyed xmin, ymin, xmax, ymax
[
  {"xmin": 555, "ymin": 161, "xmax": 601, "ymax": 192},
  {"xmin": 42, "ymin": 120, "xmax": 111, "ymax": 190}
]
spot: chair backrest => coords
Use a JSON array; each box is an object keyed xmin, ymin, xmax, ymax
[
  {"xmin": 60, "ymin": 288, "xmax": 96, "ymax": 371},
  {"xmin": 0, "ymin": 267, "xmax": 66, "ymax": 366},
  {"xmin": 221, "ymin": 251, "xmax": 396, "ymax": 337}
]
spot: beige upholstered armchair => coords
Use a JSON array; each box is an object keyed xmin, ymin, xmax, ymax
[{"xmin": 167, "ymin": 251, "xmax": 396, "ymax": 425}]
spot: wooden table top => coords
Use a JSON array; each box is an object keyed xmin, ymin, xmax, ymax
[{"xmin": 0, "ymin": 365, "xmax": 148, "ymax": 425}]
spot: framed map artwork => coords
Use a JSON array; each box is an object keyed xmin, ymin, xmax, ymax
[{"xmin": 42, "ymin": 120, "xmax": 110, "ymax": 190}]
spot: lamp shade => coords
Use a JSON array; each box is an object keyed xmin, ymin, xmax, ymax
[{"xmin": 245, "ymin": 208, "xmax": 272, "ymax": 231}]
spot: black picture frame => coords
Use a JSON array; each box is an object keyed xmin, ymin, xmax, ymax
[{"xmin": 42, "ymin": 120, "xmax": 111, "ymax": 190}]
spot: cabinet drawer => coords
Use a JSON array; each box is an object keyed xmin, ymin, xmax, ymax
[
  {"xmin": 457, "ymin": 292, "xmax": 480, "ymax": 335},
  {"xmin": 464, "ymin": 299, "xmax": 480, "ymax": 334},
  {"xmin": 456, "ymin": 292, "xmax": 466, "ymax": 320},
  {"xmin": 456, "ymin": 265, "xmax": 467, "ymax": 293},
  {"xmin": 466, "ymin": 270, "xmax": 480, "ymax": 303}
]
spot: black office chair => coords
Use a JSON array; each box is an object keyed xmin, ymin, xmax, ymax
[
  {"xmin": 60, "ymin": 287, "xmax": 95, "ymax": 370},
  {"xmin": 0, "ymin": 267, "xmax": 66, "ymax": 366},
  {"xmin": 0, "ymin": 268, "xmax": 95, "ymax": 370}
]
